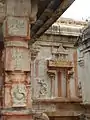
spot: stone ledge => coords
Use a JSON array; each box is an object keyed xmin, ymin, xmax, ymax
[
  {"xmin": 46, "ymin": 111, "xmax": 83, "ymax": 117},
  {"xmin": 33, "ymin": 97, "xmax": 82, "ymax": 103}
]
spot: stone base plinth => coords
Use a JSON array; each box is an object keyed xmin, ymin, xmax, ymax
[
  {"xmin": 1, "ymin": 109, "xmax": 33, "ymax": 120},
  {"xmin": 2, "ymin": 115, "xmax": 32, "ymax": 120}
]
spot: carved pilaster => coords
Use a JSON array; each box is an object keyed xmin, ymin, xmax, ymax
[{"xmin": 47, "ymin": 70, "xmax": 55, "ymax": 98}]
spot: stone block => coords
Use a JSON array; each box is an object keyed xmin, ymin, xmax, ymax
[
  {"xmin": 6, "ymin": 0, "xmax": 31, "ymax": 17},
  {"xmin": 3, "ymin": 17, "xmax": 30, "ymax": 38},
  {"xmin": 4, "ymin": 83, "xmax": 32, "ymax": 108},
  {"xmin": 5, "ymin": 47, "xmax": 30, "ymax": 71}
]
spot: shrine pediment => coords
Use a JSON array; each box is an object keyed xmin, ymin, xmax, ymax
[{"xmin": 51, "ymin": 44, "xmax": 68, "ymax": 55}]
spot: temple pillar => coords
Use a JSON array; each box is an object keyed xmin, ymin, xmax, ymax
[{"xmin": 0, "ymin": 0, "xmax": 38, "ymax": 120}]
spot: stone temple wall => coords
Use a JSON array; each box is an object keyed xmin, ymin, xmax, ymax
[
  {"xmin": 30, "ymin": 18, "xmax": 86, "ymax": 100},
  {"xmin": 28, "ymin": 19, "xmax": 90, "ymax": 120}
]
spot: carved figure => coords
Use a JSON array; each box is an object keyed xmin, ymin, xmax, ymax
[
  {"xmin": 11, "ymin": 84, "xmax": 27, "ymax": 107},
  {"xmin": 38, "ymin": 79, "xmax": 47, "ymax": 98}
]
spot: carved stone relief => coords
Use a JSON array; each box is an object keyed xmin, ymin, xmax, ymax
[
  {"xmin": 5, "ymin": 47, "xmax": 30, "ymax": 71},
  {"xmin": 38, "ymin": 79, "xmax": 48, "ymax": 98},
  {"xmin": 51, "ymin": 44, "xmax": 68, "ymax": 61},
  {"xmin": 6, "ymin": 17, "xmax": 29, "ymax": 37},
  {"xmin": 11, "ymin": 84, "xmax": 27, "ymax": 107},
  {"xmin": 5, "ymin": 72, "xmax": 30, "ymax": 83}
]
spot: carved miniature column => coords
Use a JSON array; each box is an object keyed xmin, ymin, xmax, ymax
[
  {"xmin": 0, "ymin": 0, "xmax": 38, "ymax": 120},
  {"xmin": 48, "ymin": 72, "xmax": 55, "ymax": 98},
  {"xmin": 50, "ymin": 74, "xmax": 55, "ymax": 98}
]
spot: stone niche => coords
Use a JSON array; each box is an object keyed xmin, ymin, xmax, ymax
[{"xmin": 47, "ymin": 44, "xmax": 74, "ymax": 98}]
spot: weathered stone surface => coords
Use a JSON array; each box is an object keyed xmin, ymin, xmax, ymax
[
  {"xmin": 11, "ymin": 84, "xmax": 27, "ymax": 107},
  {"xmin": 0, "ymin": 0, "xmax": 37, "ymax": 120},
  {"xmin": 3, "ymin": 115, "xmax": 32, "ymax": 120},
  {"xmin": 5, "ymin": 72, "xmax": 30, "ymax": 83},
  {"xmin": 4, "ymin": 17, "xmax": 29, "ymax": 37},
  {"xmin": 4, "ymin": 84, "xmax": 12, "ymax": 108},
  {"xmin": 5, "ymin": 40, "xmax": 28, "ymax": 48},
  {"xmin": 6, "ymin": 0, "xmax": 31, "ymax": 17},
  {"xmin": 5, "ymin": 47, "xmax": 30, "ymax": 71},
  {"xmin": 77, "ymin": 23, "xmax": 90, "ymax": 104},
  {"xmin": 0, "ymin": 1, "xmax": 6, "ymax": 23},
  {"xmin": 38, "ymin": 79, "xmax": 48, "ymax": 98}
]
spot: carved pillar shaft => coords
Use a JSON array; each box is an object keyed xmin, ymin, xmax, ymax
[
  {"xmin": 0, "ymin": 0, "xmax": 38, "ymax": 120},
  {"xmin": 2, "ymin": 17, "xmax": 32, "ymax": 119}
]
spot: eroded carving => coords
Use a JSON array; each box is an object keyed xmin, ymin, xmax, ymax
[
  {"xmin": 11, "ymin": 84, "xmax": 27, "ymax": 107},
  {"xmin": 5, "ymin": 47, "xmax": 30, "ymax": 71},
  {"xmin": 38, "ymin": 79, "xmax": 48, "ymax": 98},
  {"xmin": 0, "ymin": 1, "xmax": 5, "ymax": 22},
  {"xmin": 7, "ymin": 17, "xmax": 29, "ymax": 37},
  {"xmin": 33, "ymin": 113, "xmax": 49, "ymax": 120},
  {"xmin": 5, "ymin": 72, "xmax": 30, "ymax": 83},
  {"xmin": 51, "ymin": 44, "xmax": 68, "ymax": 61}
]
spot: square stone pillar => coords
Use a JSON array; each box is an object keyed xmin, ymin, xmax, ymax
[{"xmin": 0, "ymin": 0, "xmax": 38, "ymax": 120}]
